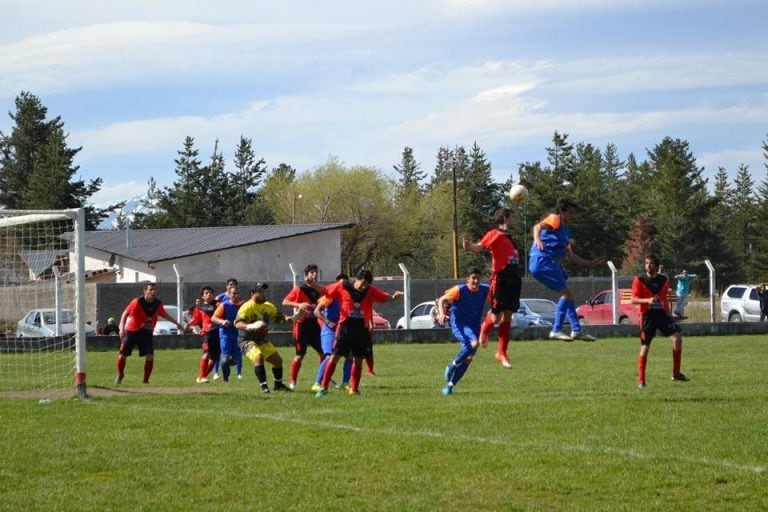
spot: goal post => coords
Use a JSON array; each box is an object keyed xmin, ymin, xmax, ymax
[{"xmin": 0, "ymin": 208, "xmax": 88, "ymax": 400}]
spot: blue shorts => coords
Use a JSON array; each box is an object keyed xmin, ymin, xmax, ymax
[
  {"xmin": 529, "ymin": 254, "xmax": 568, "ymax": 292},
  {"xmin": 320, "ymin": 324, "xmax": 336, "ymax": 354},
  {"xmin": 451, "ymin": 322, "xmax": 480, "ymax": 347},
  {"xmin": 220, "ymin": 334, "xmax": 241, "ymax": 360}
]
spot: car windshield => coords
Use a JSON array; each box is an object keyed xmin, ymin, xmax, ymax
[
  {"xmin": 42, "ymin": 310, "xmax": 75, "ymax": 324},
  {"xmin": 524, "ymin": 300, "xmax": 556, "ymax": 314}
]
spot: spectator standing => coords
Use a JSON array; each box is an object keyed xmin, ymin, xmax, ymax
[
  {"xmin": 758, "ymin": 284, "xmax": 768, "ymax": 321},
  {"xmin": 673, "ymin": 269, "xmax": 697, "ymax": 319},
  {"xmin": 102, "ymin": 317, "xmax": 119, "ymax": 336}
]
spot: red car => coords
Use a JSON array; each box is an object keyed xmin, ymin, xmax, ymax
[
  {"xmin": 371, "ymin": 311, "xmax": 391, "ymax": 330},
  {"xmin": 575, "ymin": 289, "xmax": 639, "ymax": 325}
]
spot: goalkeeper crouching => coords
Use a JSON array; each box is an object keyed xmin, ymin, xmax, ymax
[{"xmin": 234, "ymin": 282, "xmax": 294, "ymax": 394}]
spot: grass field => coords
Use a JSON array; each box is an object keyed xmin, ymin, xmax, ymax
[{"xmin": 1, "ymin": 335, "xmax": 766, "ymax": 511}]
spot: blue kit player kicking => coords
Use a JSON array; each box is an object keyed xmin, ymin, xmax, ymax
[{"xmin": 438, "ymin": 267, "xmax": 491, "ymax": 396}]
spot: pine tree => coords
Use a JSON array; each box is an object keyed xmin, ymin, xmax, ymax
[{"xmin": 393, "ymin": 146, "xmax": 425, "ymax": 194}]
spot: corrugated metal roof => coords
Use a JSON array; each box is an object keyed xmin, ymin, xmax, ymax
[{"xmin": 85, "ymin": 223, "xmax": 353, "ymax": 264}]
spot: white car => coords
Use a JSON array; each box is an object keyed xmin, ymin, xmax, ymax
[
  {"xmin": 16, "ymin": 308, "xmax": 97, "ymax": 337},
  {"xmin": 720, "ymin": 284, "xmax": 762, "ymax": 322},
  {"xmin": 153, "ymin": 305, "xmax": 188, "ymax": 335},
  {"xmin": 396, "ymin": 301, "xmax": 442, "ymax": 329}
]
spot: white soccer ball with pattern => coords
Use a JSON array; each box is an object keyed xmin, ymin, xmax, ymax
[{"xmin": 508, "ymin": 184, "xmax": 529, "ymax": 204}]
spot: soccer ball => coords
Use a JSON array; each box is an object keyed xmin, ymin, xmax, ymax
[{"xmin": 508, "ymin": 184, "xmax": 529, "ymax": 204}]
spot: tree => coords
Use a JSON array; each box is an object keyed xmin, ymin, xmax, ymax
[
  {"xmin": 230, "ymin": 136, "xmax": 267, "ymax": 224},
  {"xmin": 159, "ymin": 136, "xmax": 206, "ymax": 227},
  {"xmin": 0, "ymin": 92, "xmax": 103, "ymax": 228},
  {"xmin": 393, "ymin": 146, "xmax": 425, "ymax": 195}
]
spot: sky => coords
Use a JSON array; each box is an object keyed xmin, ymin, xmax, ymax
[{"xmin": 1, "ymin": 0, "xmax": 767, "ymax": 206}]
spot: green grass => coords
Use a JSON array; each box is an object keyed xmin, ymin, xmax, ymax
[{"xmin": 1, "ymin": 336, "xmax": 767, "ymax": 511}]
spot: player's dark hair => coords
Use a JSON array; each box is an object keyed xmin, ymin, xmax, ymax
[
  {"xmin": 645, "ymin": 253, "xmax": 660, "ymax": 266},
  {"xmin": 225, "ymin": 277, "xmax": 238, "ymax": 286},
  {"xmin": 304, "ymin": 264, "xmax": 318, "ymax": 275},
  {"xmin": 336, "ymin": 273, "xmax": 349, "ymax": 281},
  {"xmin": 142, "ymin": 282, "xmax": 156, "ymax": 290},
  {"xmin": 555, "ymin": 198, "xmax": 577, "ymax": 213},
  {"xmin": 200, "ymin": 286, "xmax": 214, "ymax": 295},
  {"xmin": 356, "ymin": 269, "xmax": 373, "ymax": 283},
  {"xmin": 467, "ymin": 266, "xmax": 483, "ymax": 276},
  {"xmin": 494, "ymin": 208, "xmax": 514, "ymax": 224}
]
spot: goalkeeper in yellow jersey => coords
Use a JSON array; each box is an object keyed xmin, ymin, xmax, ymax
[{"xmin": 234, "ymin": 282, "xmax": 293, "ymax": 393}]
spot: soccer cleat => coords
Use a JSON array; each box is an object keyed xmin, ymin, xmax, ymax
[
  {"xmin": 196, "ymin": 377, "xmax": 209, "ymax": 384},
  {"xmin": 261, "ymin": 384, "xmax": 271, "ymax": 394},
  {"xmin": 274, "ymin": 382, "xmax": 293, "ymax": 392},
  {"xmin": 315, "ymin": 389, "xmax": 327, "ymax": 398},
  {"xmin": 638, "ymin": 382, "xmax": 647, "ymax": 389},
  {"xmin": 444, "ymin": 364, "xmax": 456, "ymax": 382},
  {"xmin": 237, "ymin": 374, "xmax": 243, "ymax": 380},
  {"xmin": 570, "ymin": 331, "xmax": 597, "ymax": 342},
  {"xmin": 212, "ymin": 373, "xmax": 220, "ymax": 380},
  {"xmin": 114, "ymin": 375, "xmax": 123, "ymax": 385},
  {"xmin": 347, "ymin": 388, "xmax": 360, "ymax": 395},
  {"xmin": 367, "ymin": 370, "xmax": 376, "ymax": 377},
  {"xmin": 442, "ymin": 384, "xmax": 453, "ymax": 396},
  {"xmin": 549, "ymin": 330, "xmax": 573, "ymax": 341},
  {"xmin": 495, "ymin": 353, "xmax": 512, "ymax": 369},
  {"xmin": 310, "ymin": 383, "xmax": 324, "ymax": 393},
  {"xmin": 671, "ymin": 373, "xmax": 689, "ymax": 382},
  {"xmin": 288, "ymin": 381, "xmax": 296, "ymax": 391}
]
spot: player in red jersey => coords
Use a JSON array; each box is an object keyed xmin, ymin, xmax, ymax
[
  {"xmin": 462, "ymin": 208, "xmax": 522, "ymax": 369},
  {"xmin": 631, "ymin": 254, "xmax": 688, "ymax": 388},
  {"xmin": 115, "ymin": 282, "xmax": 183, "ymax": 384},
  {"xmin": 186, "ymin": 286, "xmax": 220, "ymax": 383},
  {"xmin": 282, "ymin": 264, "xmax": 326, "ymax": 390},
  {"xmin": 315, "ymin": 269, "xmax": 403, "ymax": 397}
]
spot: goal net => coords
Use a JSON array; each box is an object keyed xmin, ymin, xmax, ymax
[{"xmin": 0, "ymin": 209, "xmax": 87, "ymax": 400}]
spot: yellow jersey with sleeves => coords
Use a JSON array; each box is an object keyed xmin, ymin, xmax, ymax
[{"xmin": 235, "ymin": 299, "xmax": 282, "ymax": 325}]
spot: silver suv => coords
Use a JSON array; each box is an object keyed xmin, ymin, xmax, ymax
[{"xmin": 720, "ymin": 284, "xmax": 762, "ymax": 322}]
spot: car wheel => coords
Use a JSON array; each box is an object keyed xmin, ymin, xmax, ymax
[
  {"xmin": 618, "ymin": 317, "xmax": 629, "ymax": 325},
  {"xmin": 728, "ymin": 312, "xmax": 743, "ymax": 323}
]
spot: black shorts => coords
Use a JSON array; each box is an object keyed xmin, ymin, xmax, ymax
[
  {"xmin": 294, "ymin": 319, "xmax": 323, "ymax": 357},
  {"xmin": 120, "ymin": 329, "xmax": 154, "ymax": 357},
  {"xmin": 333, "ymin": 318, "xmax": 372, "ymax": 359},
  {"xmin": 202, "ymin": 330, "xmax": 221, "ymax": 359},
  {"xmin": 490, "ymin": 264, "xmax": 522, "ymax": 314},
  {"xmin": 640, "ymin": 310, "xmax": 681, "ymax": 345}
]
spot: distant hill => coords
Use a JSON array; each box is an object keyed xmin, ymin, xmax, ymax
[{"xmin": 96, "ymin": 195, "xmax": 153, "ymax": 230}]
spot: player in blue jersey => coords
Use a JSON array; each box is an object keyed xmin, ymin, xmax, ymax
[
  {"xmin": 437, "ymin": 267, "xmax": 491, "ymax": 396},
  {"xmin": 212, "ymin": 277, "xmax": 240, "ymax": 379},
  {"xmin": 211, "ymin": 284, "xmax": 245, "ymax": 382},
  {"xmin": 529, "ymin": 198, "xmax": 604, "ymax": 341},
  {"xmin": 313, "ymin": 274, "xmax": 353, "ymax": 391}
]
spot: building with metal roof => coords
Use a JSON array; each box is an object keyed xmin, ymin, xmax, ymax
[{"xmin": 81, "ymin": 223, "xmax": 353, "ymax": 283}]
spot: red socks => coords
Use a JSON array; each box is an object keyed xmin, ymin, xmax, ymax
[
  {"xmin": 143, "ymin": 359, "xmax": 153, "ymax": 383},
  {"xmin": 480, "ymin": 313, "xmax": 494, "ymax": 339},
  {"xmin": 672, "ymin": 347, "xmax": 682, "ymax": 375},
  {"xmin": 290, "ymin": 358, "xmax": 302, "ymax": 383},
  {"xmin": 116, "ymin": 356, "xmax": 126, "ymax": 378},
  {"xmin": 199, "ymin": 356, "xmax": 208, "ymax": 379},
  {"xmin": 321, "ymin": 358, "xmax": 338, "ymax": 389},
  {"xmin": 497, "ymin": 320, "xmax": 511, "ymax": 356},
  {"xmin": 637, "ymin": 354, "xmax": 647, "ymax": 384}
]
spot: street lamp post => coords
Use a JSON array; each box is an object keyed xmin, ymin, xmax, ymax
[
  {"xmin": 451, "ymin": 160, "xmax": 459, "ymax": 279},
  {"xmin": 292, "ymin": 192, "xmax": 302, "ymax": 224}
]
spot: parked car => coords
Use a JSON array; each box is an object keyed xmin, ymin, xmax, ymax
[
  {"xmin": 576, "ymin": 289, "xmax": 639, "ymax": 325},
  {"xmin": 153, "ymin": 305, "xmax": 190, "ymax": 335},
  {"xmin": 396, "ymin": 301, "xmax": 442, "ymax": 329},
  {"xmin": 515, "ymin": 298, "xmax": 557, "ymax": 327},
  {"xmin": 720, "ymin": 284, "xmax": 761, "ymax": 322},
  {"xmin": 372, "ymin": 311, "xmax": 391, "ymax": 330},
  {"xmin": 16, "ymin": 308, "xmax": 97, "ymax": 337}
]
